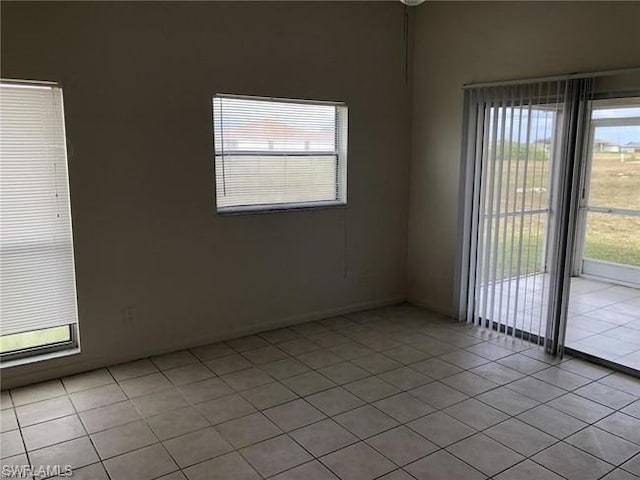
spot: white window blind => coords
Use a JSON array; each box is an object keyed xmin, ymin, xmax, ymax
[
  {"xmin": 0, "ymin": 81, "xmax": 79, "ymax": 337},
  {"xmin": 213, "ymin": 94, "xmax": 348, "ymax": 212}
]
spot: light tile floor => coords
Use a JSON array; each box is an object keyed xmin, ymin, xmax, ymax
[
  {"xmin": 1, "ymin": 304, "xmax": 640, "ymax": 480},
  {"xmin": 566, "ymin": 277, "xmax": 640, "ymax": 371},
  {"xmin": 483, "ymin": 275, "xmax": 640, "ymax": 371}
]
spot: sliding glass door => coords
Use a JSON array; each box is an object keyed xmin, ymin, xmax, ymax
[
  {"xmin": 471, "ymin": 99, "xmax": 558, "ymax": 341},
  {"xmin": 563, "ymin": 98, "xmax": 640, "ymax": 372},
  {"xmin": 457, "ymin": 71, "xmax": 640, "ymax": 374},
  {"xmin": 457, "ymin": 79, "xmax": 593, "ymax": 354},
  {"xmin": 574, "ymin": 98, "xmax": 640, "ymax": 287}
]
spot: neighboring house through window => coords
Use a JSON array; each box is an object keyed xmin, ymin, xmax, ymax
[{"xmin": 212, "ymin": 94, "xmax": 348, "ymax": 213}]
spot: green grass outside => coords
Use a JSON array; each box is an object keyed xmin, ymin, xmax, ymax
[
  {"xmin": 479, "ymin": 213, "xmax": 546, "ymax": 281},
  {"xmin": 583, "ymin": 152, "xmax": 640, "ymax": 266},
  {"xmin": 0, "ymin": 326, "xmax": 71, "ymax": 354},
  {"xmin": 584, "ymin": 212, "xmax": 640, "ymax": 266},
  {"xmin": 483, "ymin": 151, "xmax": 639, "ymax": 280}
]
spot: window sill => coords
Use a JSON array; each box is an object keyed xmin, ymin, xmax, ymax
[
  {"xmin": 0, "ymin": 346, "xmax": 80, "ymax": 369},
  {"xmin": 217, "ymin": 200, "xmax": 347, "ymax": 216}
]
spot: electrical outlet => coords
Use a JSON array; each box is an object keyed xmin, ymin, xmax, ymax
[{"xmin": 122, "ymin": 306, "xmax": 136, "ymax": 323}]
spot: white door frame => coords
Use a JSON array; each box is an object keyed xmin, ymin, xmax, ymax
[{"xmin": 573, "ymin": 99, "xmax": 640, "ymax": 286}]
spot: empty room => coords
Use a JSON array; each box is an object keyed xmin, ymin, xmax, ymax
[{"xmin": 1, "ymin": 1, "xmax": 640, "ymax": 479}]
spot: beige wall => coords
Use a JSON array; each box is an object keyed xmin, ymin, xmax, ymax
[
  {"xmin": 408, "ymin": 1, "xmax": 640, "ymax": 315},
  {"xmin": 1, "ymin": 2, "xmax": 411, "ymax": 387},
  {"xmin": 4, "ymin": 1, "xmax": 640, "ymax": 388}
]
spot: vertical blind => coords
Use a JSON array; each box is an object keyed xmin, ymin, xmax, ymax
[
  {"xmin": 0, "ymin": 81, "xmax": 78, "ymax": 336},
  {"xmin": 456, "ymin": 79, "xmax": 593, "ymax": 353},
  {"xmin": 213, "ymin": 94, "xmax": 348, "ymax": 212}
]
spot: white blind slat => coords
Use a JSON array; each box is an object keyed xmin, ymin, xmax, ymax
[
  {"xmin": 0, "ymin": 82, "xmax": 78, "ymax": 337},
  {"xmin": 465, "ymin": 82, "xmax": 569, "ymax": 340},
  {"xmin": 213, "ymin": 95, "xmax": 347, "ymax": 211}
]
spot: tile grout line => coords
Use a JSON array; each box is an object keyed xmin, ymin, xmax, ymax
[{"xmin": 3, "ymin": 305, "xmax": 640, "ymax": 480}]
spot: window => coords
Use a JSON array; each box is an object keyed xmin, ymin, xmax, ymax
[
  {"xmin": 578, "ymin": 97, "xmax": 640, "ymax": 284},
  {"xmin": 213, "ymin": 94, "xmax": 348, "ymax": 213},
  {"xmin": 0, "ymin": 80, "xmax": 79, "ymax": 362}
]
